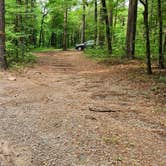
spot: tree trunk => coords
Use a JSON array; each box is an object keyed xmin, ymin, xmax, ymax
[
  {"xmin": 25, "ymin": 0, "xmax": 28, "ymax": 46},
  {"xmin": 63, "ymin": 8, "xmax": 68, "ymax": 51},
  {"xmin": 158, "ymin": 0, "xmax": 164, "ymax": 68},
  {"xmin": 140, "ymin": 0, "xmax": 152, "ymax": 74},
  {"xmin": 164, "ymin": 33, "xmax": 166, "ymax": 53},
  {"xmin": 39, "ymin": 15, "xmax": 45, "ymax": 47},
  {"xmin": 15, "ymin": 0, "xmax": 23, "ymax": 61},
  {"xmin": 81, "ymin": 1, "xmax": 86, "ymax": 43},
  {"xmin": 51, "ymin": 32, "xmax": 56, "ymax": 47},
  {"xmin": 94, "ymin": 0, "xmax": 98, "ymax": 45},
  {"xmin": 101, "ymin": 0, "xmax": 112, "ymax": 54},
  {"xmin": 109, "ymin": 9, "xmax": 113, "ymax": 28},
  {"xmin": 98, "ymin": 5, "xmax": 105, "ymax": 47},
  {"xmin": 125, "ymin": 0, "xmax": 138, "ymax": 59},
  {"xmin": 39, "ymin": 6, "xmax": 47, "ymax": 47},
  {"xmin": 114, "ymin": 0, "xmax": 119, "ymax": 29},
  {"xmin": 149, "ymin": 0, "xmax": 154, "ymax": 29},
  {"xmin": 0, "ymin": 0, "xmax": 7, "ymax": 70},
  {"xmin": 30, "ymin": 0, "xmax": 37, "ymax": 47}
]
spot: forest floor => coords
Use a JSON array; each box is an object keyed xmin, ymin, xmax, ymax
[{"xmin": 0, "ymin": 51, "xmax": 166, "ymax": 166}]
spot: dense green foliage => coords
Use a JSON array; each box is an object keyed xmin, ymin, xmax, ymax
[
  {"xmin": 5, "ymin": 0, "xmax": 39, "ymax": 65},
  {"xmin": 2, "ymin": 0, "xmax": 166, "ymax": 71}
]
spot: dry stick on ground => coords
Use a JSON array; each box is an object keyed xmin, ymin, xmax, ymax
[{"xmin": 89, "ymin": 106, "xmax": 120, "ymax": 112}]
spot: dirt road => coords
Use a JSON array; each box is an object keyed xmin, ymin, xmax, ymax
[{"xmin": 0, "ymin": 51, "xmax": 166, "ymax": 166}]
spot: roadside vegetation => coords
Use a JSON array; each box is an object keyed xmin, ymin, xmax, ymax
[
  {"xmin": 0, "ymin": 1, "xmax": 165, "ymax": 165},
  {"xmin": 0, "ymin": 0, "xmax": 165, "ymax": 75}
]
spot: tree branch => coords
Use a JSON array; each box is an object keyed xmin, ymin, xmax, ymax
[{"xmin": 139, "ymin": 0, "xmax": 146, "ymax": 7}]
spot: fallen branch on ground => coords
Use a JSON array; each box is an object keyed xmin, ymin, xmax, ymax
[{"xmin": 89, "ymin": 106, "xmax": 120, "ymax": 112}]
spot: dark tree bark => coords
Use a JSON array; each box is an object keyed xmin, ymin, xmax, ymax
[
  {"xmin": 125, "ymin": 0, "xmax": 138, "ymax": 59},
  {"xmin": 109, "ymin": 9, "xmax": 113, "ymax": 28},
  {"xmin": 94, "ymin": 0, "xmax": 98, "ymax": 45},
  {"xmin": 50, "ymin": 32, "xmax": 56, "ymax": 47},
  {"xmin": 25, "ymin": 0, "xmax": 29, "ymax": 46},
  {"xmin": 164, "ymin": 33, "xmax": 166, "ymax": 53},
  {"xmin": 140, "ymin": 0, "xmax": 152, "ymax": 74},
  {"xmin": 149, "ymin": 0, "xmax": 154, "ymax": 28},
  {"xmin": 109, "ymin": 2, "xmax": 114, "ymax": 43},
  {"xmin": 0, "ymin": 0, "xmax": 7, "ymax": 70},
  {"xmin": 15, "ymin": 0, "xmax": 23, "ymax": 60},
  {"xmin": 114, "ymin": 0, "xmax": 119, "ymax": 29},
  {"xmin": 30, "ymin": 0, "xmax": 37, "ymax": 47},
  {"xmin": 158, "ymin": 0, "xmax": 164, "ymax": 69},
  {"xmin": 101, "ymin": 0, "xmax": 112, "ymax": 54},
  {"xmin": 39, "ymin": 6, "xmax": 48, "ymax": 47},
  {"xmin": 98, "ymin": 5, "xmax": 105, "ymax": 47},
  {"xmin": 63, "ymin": 8, "xmax": 68, "ymax": 51},
  {"xmin": 81, "ymin": 0, "xmax": 86, "ymax": 43},
  {"xmin": 122, "ymin": 1, "xmax": 126, "ymax": 26}
]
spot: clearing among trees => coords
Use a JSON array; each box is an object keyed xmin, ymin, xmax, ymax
[{"xmin": 0, "ymin": 51, "xmax": 165, "ymax": 165}]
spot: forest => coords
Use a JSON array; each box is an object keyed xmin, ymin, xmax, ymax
[
  {"xmin": 0, "ymin": 0, "xmax": 166, "ymax": 165},
  {"xmin": 0, "ymin": 0, "xmax": 166, "ymax": 74}
]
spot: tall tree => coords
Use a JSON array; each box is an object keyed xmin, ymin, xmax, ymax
[
  {"xmin": 30, "ymin": 0, "xmax": 37, "ymax": 47},
  {"xmin": 140, "ymin": 0, "xmax": 152, "ymax": 74},
  {"xmin": 101, "ymin": 0, "xmax": 112, "ymax": 54},
  {"xmin": 107, "ymin": 0, "xmax": 113, "ymax": 41},
  {"xmin": 113, "ymin": 0, "xmax": 119, "ymax": 29},
  {"xmin": 158, "ymin": 0, "xmax": 164, "ymax": 68},
  {"xmin": 164, "ymin": 33, "xmax": 166, "ymax": 53},
  {"xmin": 0, "ymin": 0, "xmax": 7, "ymax": 69},
  {"xmin": 98, "ymin": 4, "xmax": 105, "ymax": 46},
  {"xmin": 125, "ymin": 0, "xmax": 138, "ymax": 59},
  {"xmin": 94, "ymin": 0, "xmax": 98, "ymax": 45},
  {"xmin": 15, "ymin": 0, "xmax": 20, "ymax": 59},
  {"xmin": 39, "ymin": 5, "xmax": 48, "ymax": 47},
  {"xmin": 63, "ymin": 7, "xmax": 68, "ymax": 50},
  {"xmin": 81, "ymin": 0, "xmax": 88, "ymax": 43}
]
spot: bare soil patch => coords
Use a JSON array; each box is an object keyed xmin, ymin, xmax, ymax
[{"xmin": 0, "ymin": 51, "xmax": 166, "ymax": 165}]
